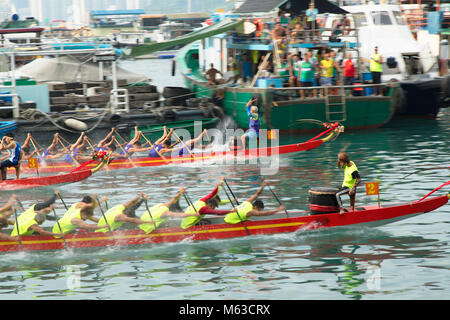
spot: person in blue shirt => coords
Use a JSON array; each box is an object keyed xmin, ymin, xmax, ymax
[
  {"xmin": 240, "ymin": 97, "xmax": 260, "ymax": 149},
  {"xmin": 0, "ymin": 133, "xmax": 23, "ymax": 180}
]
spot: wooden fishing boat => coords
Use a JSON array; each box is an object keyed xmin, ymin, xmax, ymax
[
  {"xmin": 12, "ymin": 124, "xmax": 342, "ymax": 174},
  {"xmin": 136, "ymin": 118, "xmax": 220, "ymax": 142},
  {"xmin": 0, "ymin": 157, "xmax": 106, "ymax": 191},
  {"xmin": 0, "ymin": 193, "xmax": 447, "ymax": 253}
]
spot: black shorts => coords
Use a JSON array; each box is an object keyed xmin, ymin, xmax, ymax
[
  {"xmin": 0, "ymin": 160, "xmax": 16, "ymax": 169},
  {"xmin": 371, "ymin": 72, "xmax": 382, "ymax": 84},
  {"xmin": 300, "ymin": 81, "xmax": 313, "ymax": 87}
]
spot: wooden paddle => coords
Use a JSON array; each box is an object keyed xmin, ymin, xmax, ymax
[
  {"xmin": 52, "ymin": 207, "xmax": 69, "ymax": 250},
  {"xmin": 171, "ymin": 131, "xmax": 195, "ymax": 159},
  {"xmin": 139, "ymin": 132, "xmax": 169, "ymax": 162},
  {"xmin": 55, "ymin": 136, "xmax": 81, "ymax": 166},
  {"xmin": 95, "ymin": 196, "xmax": 112, "ymax": 233},
  {"xmin": 143, "ymin": 199, "xmax": 158, "ymax": 233},
  {"xmin": 13, "ymin": 208, "xmax": 22, "ymax": 250},
  {"xmin": 266, "ymin": 184, "xmax": 289, "ymax": 218},
  {"xmin": 222, "ymin": 186, "xmax": 251, "ymax": 236},
  {"xmin": 113, "ymin": 137, "xmax": 137, "ymax": 168}
]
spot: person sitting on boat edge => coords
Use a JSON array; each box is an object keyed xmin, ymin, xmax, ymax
[
  {"xmin": 224, "ymin": 181, "xmax": 285, "ymax": 224},
  {"xmin": 180, "ymin": 177, "xmax": 233, "ymax": 229},
  {"xmin": 0, "ymin": 195, "xmax": 19, "ymax": 241},
  {"xmin": 0, "ymin": 133, "xmax": 23, "ymax": 181},
  {"xmin": 11, "ymin": 212, "xmax": 64, "ymax": 238},
  {"xmin": 139, "ymin": 187, "xmax": 200, "ymax": 234},
  {"xmin": 241, "ymin": 97, "xmax": 260, "ymax": 150},
  {"xmin": 336, "ymin": 152, "xmax": 362, "ymax": 215},
  {"xmin": 52, "ymin": 195, "xmax": 107, "ymax": 236},
  {"xmin": 96, "ymin": 193, "xmax": 150, "ymax": 233}
]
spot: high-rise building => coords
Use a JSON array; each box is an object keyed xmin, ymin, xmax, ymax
[{"xmin": 29, "ymin": 0, "xmax": 43, "ymax": 22}]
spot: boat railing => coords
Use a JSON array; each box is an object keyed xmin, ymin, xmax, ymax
[{"xmin": 0, "ymin": 91, "xmax": 19, "ymax": 118}]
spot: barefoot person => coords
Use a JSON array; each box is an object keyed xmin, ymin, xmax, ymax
[{"xmin": 336, "ymin": 152, "xmax": 362, "ymax": 214}]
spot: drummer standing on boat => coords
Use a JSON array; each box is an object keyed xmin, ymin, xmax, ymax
[
  {"xmin": 0, "ymin": 133, "xmax": 23, "ymax": 181},
  {"xmin": 336, "ymin": 152, "xmax": 362, "ymax": 214},
  {"xmin": 241, "ymin": 97, "xmax": 260, "ymax": 150}
]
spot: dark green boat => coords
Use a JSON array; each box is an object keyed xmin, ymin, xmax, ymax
[{"xmin": 134, "ymin": 118, "xmax": 220, "ymax": 141}]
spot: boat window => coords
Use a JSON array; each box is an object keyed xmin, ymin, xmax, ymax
[
  {"xmin": 353, "ymin": 13, "xmax": 368, "ymax": 28},
  {"xmin": 393, "ymin": 11, "xmax": 406, "ymax": 25},
  {"xmin": 371, "ymin": 11, "xmax": 392, "ymax": 25}
]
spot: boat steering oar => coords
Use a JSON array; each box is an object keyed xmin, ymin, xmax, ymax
[{"xmin": 266, "ymin": 184, "xmax": 289, "ymax": 218}]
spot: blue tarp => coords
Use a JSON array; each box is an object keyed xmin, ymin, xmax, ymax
[{"xmin": 91, "ymin": 9, "xmax": 145, "ymax": 16}]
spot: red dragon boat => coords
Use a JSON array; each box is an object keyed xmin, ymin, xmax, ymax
[
  {"xmin": 0, "ymin": 157, "xmax": 107, "ymax": 191},
  {"xmin": 10, "ymin": 124, "xmax": 343, "ymax": 174},
  {"xmin": 0, "ymin": 191, "xmax": 447, "ymax": 253}
]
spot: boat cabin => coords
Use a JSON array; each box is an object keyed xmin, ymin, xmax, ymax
[{"xmin": 324, "ymin": 3, "xmax": 438, "ymax": 80}]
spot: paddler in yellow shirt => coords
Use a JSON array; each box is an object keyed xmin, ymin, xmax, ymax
[
  {"xmin": 224, "ymin": 181, "xmax": 285, "ymax": 224},
  {"xmin": 139, "ymin": 187, "xmax": 200, "ymax": 234},
  {"xmin": 96, "ymin": 193, "xmax": 149, "ymax": 233},
  {"xmin": 336, "ymin": 152, "xmax": 362, "ymax": 215},
  {"xmin": 11, "ymin": 212, "xmax": 64, "ymax": 238},
  {"xmin": 52, "ymin": 194, "xmax": 107, "ymax": 235}
]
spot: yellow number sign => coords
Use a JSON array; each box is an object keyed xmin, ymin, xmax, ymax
[
  {"xmin": 365, "ymin": 182, "xmax": 380, "ymax": 196},
  {"xmin": 28, "ymin": 158, "xmax": 39, "ymax": 169}
]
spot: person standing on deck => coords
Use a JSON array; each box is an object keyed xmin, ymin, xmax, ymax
[
  {"xmin": 0, "ymin": 133, "xmax": 23, "ymax": 180},
  {"xmin": 343, "ymin": 52, "xmax": 356, "ymax": 96},
  {"xmin": 205, "ymin": 63, "xmax": 223, "ymax": 86},
  {"xmin": 240, "ymin": 97, "xmax": 260, "ymax": 150},
  {"xmin": 363, "ymin": 46, "xmax": 383, "ymax": 96},
  {"xmin": 224, "ymin": 181, "xmax": 285, "ymax": 224},
  {"xmin": 298, "ymin": 52, "xmax": 315, "ymax": 99},
  {"xmin": 336, "ymin": 152, "xmax": 362, "ymax": 215}
]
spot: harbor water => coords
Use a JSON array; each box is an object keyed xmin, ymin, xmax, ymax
[{"xmin": 0, "ymin": 59, "xmax": 449, "ymax": 301}]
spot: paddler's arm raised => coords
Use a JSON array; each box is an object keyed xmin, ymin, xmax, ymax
[
  {"xmin": 246, "ymin": 181, "xmax": 268, "ymax": 203},
  {"xmin": 200, "ymin": 176, "xmax": 225, "ymax": 202}
]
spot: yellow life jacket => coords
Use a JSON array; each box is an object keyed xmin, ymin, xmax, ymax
[
  {"xmin": 370, "ymin": 53, "xmax": 383, "ymax": 72},
  {"xmin": 342, "ymin": 161, "xmax": 359, "ymax": 188},
  {"xmin": 17, "ymin": 205, "xmax": 36, "ymax": 223},
  {"xmin": 96, "ymin": 205, "xmax": 125, "ymax": 233},
  {"xmin": 139, "ymin": 204, "xmax": 169, "ymax": 234},
  {"xmin": 11, "ymin": 217, "xmax": 38, "ymax": 237},
  {"xmin": 224, "ymin": 201, "xmax": 253, "ymax": 224},
  {"xmin": 53, "ymin": 203, "xmax": 82, "ymax": 234},
  {"xmin": 180, "ymin": 200, "xmax": 205, "ymax": 229}
]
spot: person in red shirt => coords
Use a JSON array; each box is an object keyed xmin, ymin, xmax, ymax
[{"xmin": 343, "ymin": 52, "xmax": 356, "ymax": 96}]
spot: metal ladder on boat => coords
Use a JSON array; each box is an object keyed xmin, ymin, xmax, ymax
[
  {"xmin": 110, "ymin": 88, "xmax": 130, "ymax": 113},
  {"xmin": 324, "ymin": 86, "xmax": 347, "ymax": 123}
]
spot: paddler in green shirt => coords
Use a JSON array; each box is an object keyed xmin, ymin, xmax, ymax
[
  {"xmin": 336, "ymin": 152, "xmax": 362, "ymax": 215},
  {"xmin": 224, "ymin": 181, "xmax": 285, "ymax": 224}
]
